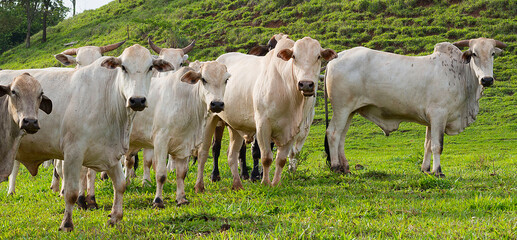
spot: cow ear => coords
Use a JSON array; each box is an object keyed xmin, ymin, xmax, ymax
[
  {"xmin": 54, "ymin": 54, "xmax": 76, "ymax": 66},
  {"xmin": 277, "ymin": 49, "xmax": 293, "ymax": 61},
  {"xmin": 494, "ymin": 47, "xmax": 503, "ymax": 56},
  {"xmin": 462, "ymin": 50, "xmax": 472, "ymax": 64},
  {"xmin": 39, "ymin": 94, "xmax": 53, "ymax": 114},
  {"xmin": 180, "ymin": 70, "xmax": 202, "ymax": 84},
  {"xmin": 321, "ymin": 49, "xmax": 338, "ymax": 61},
  {"xmin": 153, "ymin": 59, "xmax": 174, "ymax": 72},
  {"xmin": 0, "ymin": 85, "xmax": 10, "ymax": 97},
  {"xmin": 101, "ymin": 57, "xmax": 122, "ymax": 69}
]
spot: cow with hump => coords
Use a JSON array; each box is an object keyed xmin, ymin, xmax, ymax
[
  {"xmin": 0, "ymin": 73, "xmax": 52, "ymax": 182},
  {"xmin": 0, "ymin": 44, "xmax": 173, "ymax": 231},
  {"xmin": 127, "ymin": 60, "xmax": 229, "ymax": 208},
  {"xmin": 194, "ymin": 35, "xmax": 336, "ymax": 192},
  {"xmin": 325, "ymin": 38, "xmax": 507, "ymax": 177}
]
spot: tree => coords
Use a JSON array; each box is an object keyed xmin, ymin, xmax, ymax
[
  {"xmin": 42, "ymin": 0, "xmax": 50, "ymax": 42},
  {"xmin": 70, "ymin": 0, "xmax": 75, "ymax": 16},
  {"xmin": 20, "ymin": 0, "xmax": 41, "ymax": 48}
]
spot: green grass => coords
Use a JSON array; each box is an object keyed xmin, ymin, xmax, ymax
[{"xmin": 1, "ymin": 0, "xmax": 517, "ymax": 238}]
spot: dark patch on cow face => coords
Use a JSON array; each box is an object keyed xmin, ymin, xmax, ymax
[
  {"xmin": 277, "ymin": 49, "xmax": 293, "ymax": 61},
  {"xmin": 461, "ymin": 50, "xmax": 472, "ymax": 64},
  {"xmin": 320, "ymin": 48, "xmax": 338, "ymax": 61},
  {"xmin": 101, "ymin": 57, "xmax": 122, "ymax": 69}
]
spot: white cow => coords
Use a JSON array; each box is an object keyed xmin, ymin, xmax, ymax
[
  {"xmin": 194, "ymin": 36, "xmax": 336, "ymax": 192},
  {"xmin": 123, "ymin": 38, "xmax": 197, "ymax": 180},
  {"xmin": 0, "ymin": 73, "xmax": 52, "ymax": 182},
  {"xmin": 0, "ymin": 44, "xmax": 173, "ymax": 231},
  {"xmin": 325, "ymin": 38, "xmax": 507, "ymax": 176},
  {"xmin": 128, "ymin": 61, "xmax": 229, "ymax": 208},
  {"xmin": 8, "ymin": 42, "xmax": 126, "ymax": 208}
]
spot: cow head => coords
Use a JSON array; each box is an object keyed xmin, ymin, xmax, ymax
[
  {"xmin": 453, "ymin": 38, "xmax": 507, "ymax": 87},
  {"xmin": 277, "ymin": 37, "xmax": 337, "ymax": 96},
  {"xmin": 181, "ymin": 61, "xmax": 230, "ymax": 113},
  {"xmin": 149, "ymin": 37, "xmax": 195, "ymax": 72},
  {"xmin": 101, "ymin": 44, "xmax": 173, "ymax": 111},
  {"xmin": 248, "ymin": 33, "xmax": 287, "ymax": 56},
  {"xmin": 0, "ymin": 73, "xmax": 52, "ymax": 134},
  {"xmin": 55, "ymin": 41, "xmax": 126, "ymax": 68}
]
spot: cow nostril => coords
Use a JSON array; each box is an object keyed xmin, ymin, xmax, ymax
[
  {"xmin": 23, "ymin": 119, "xmax": 29, "ymax": 124},
  {"xmin": 140, "ymin": 98, "xmax": 146, "ymax": 104},
  {"xmin": 33, "ymin": 119, "xmax": 38, "ymax": 125},
  {"xmin": 308, "ymin": 82, "xmax": 314, "ymax": 88},
  {"xmin": 129, "ymin": 98, "xmax": 135, "ymax": 104}
]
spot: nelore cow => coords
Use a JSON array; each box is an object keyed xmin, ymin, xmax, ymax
[
  {"xmin": 127, "ymin": 61, "xmax": 229, "ymax": 208},
  {"xmin": 0, "ymin": 73, "xmax": 52, "ymax": 182},
  {"xmin": 194, "ymin": 35, "xmax": 336, "ymax": 192},
  {"xmin": 0, "ymin": 44, "xmax": 173, "ymax": 231},
  {"xmin": 123, "ymin": 38, "xmax": 196, "ymax": 180},
  {"xmin": 325, "ymin": 38, "xmax": 507, "ymax": 177},
  {"xmin": 8, "ymin": 41, "xmax": 127, "ymax": 210}
]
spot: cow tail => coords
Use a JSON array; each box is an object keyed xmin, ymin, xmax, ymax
[{"xmin": 323, "ymin": 69, "xmax": 331, "ymax": 168}]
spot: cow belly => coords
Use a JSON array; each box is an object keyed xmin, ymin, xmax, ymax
[{"xmin": 357, "ymin": 105, "xmax": 427, "ymax": 136}]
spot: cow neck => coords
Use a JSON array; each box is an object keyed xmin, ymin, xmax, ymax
[
  {"xmin": 0, "ymin": 96, "xmax": 23, "ymax": 180},
  {"xmin": 459, "ymin": 60, "xmax": 483, "ymax": 130}
]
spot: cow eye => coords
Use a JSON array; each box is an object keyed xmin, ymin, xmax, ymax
[
  {"xmin": 318, "ymin": 55, "xmax": 321, "ymax": 60},
  {"xmin": 292, "ymin": 55, "xmax": 296, "ymax": 59},
  {"xmin": 225, "ymin": 79, "xmax": 229, "ymax": 84},
  {"xmin": 201, "ymin": 78, "xmax": 207, "ymax": 84},
  {"xmin": 148, "ymin": 66, "xmax": 153, "ymax": 72},
  {"xmin": 121, "ymin": 66, "xmax": 128, "ymax": 73},
  {"xmin": 472, "ymin": 52, "xmax": 477, "ymax": 57},
  {"xmin": 11, "ymin": 90, "xmax": 16, "ymax": 95},
  {"xmin": 491, "ymin": 52, "xmax": 495, "ymax": 56}
]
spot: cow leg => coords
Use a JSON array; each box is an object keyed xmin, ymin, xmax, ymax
[
  {"xmin": 195, "ymin": 116, "xmax": 219, "ymax": 193},
  {"xmin": 256, "ymin": 124, "xmax": 274, "ymax": 186},
  {"xmin": 227, "ymin": 128, "xmax": 245, "ymax": 190},
  {"xmin": 430, "ymin": 119, "xmax": 446, "ymax": 178},
  {"xmin": 7, "ymin": 160, "xmax": 20, "ymax": 195},
  {"xmin": 211, "ymin": 124, "xmax": 224, "ymax": 182},
  {"xmin": 166, "ymin": 154, "xmax": 175, "ymax": 172},
  {"xmin": 76, "ymin": 167, "xmax": 88, "ymax": 210},
  {"xmin": 250, "ymin": 139, "xmax": 263, "ymax": 182},
  {"xmin": 86, "ymin": 168, "xmax": 98, "ymax": 210},
  {"xmin": 272, "ymin": 141, "xmax": 295, "ymax": 186},
  {"xmin": 50, "ymin": 161, "xmax": 61, "ymax": 193},
  {"xmin": 59, "ymin": 154, "xmax": 83, "ymax": 232},
  {"xmin": 326, "ymin": 111, "xmax": 353, "ymax": 173},
  {"xmin": 421, "ymin": 126, "xmax": 432, "ymax": 173},
  {"xmin": 142, "ymin": 148, "xmax": 153, "ymax": 186},
  {"xmin": 239, "ymin": 141, "xmax": 249, "ymax": 180},
  {"xmin": 174, "ymin": 156, "xmax": 189, "ymax": 205},
  {"xmin": 152, "ymin": 140, "xmax": 169, "ymax": 208},
  {"xmin": 105, "ymin": 162, "xmax": 126, "ymax": 227}
]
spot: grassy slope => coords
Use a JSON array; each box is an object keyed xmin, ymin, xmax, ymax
[{"xmin": 0, "ymin": 0, "xmax": 516, "ymax": 238}]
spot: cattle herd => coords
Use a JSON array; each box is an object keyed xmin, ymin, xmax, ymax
[{"xmin": 0, "ymin": 33, "xmax": 507, "ymax": 231}]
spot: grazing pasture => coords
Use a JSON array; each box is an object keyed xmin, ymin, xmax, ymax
[{"xmin": 0, "ymin": 0, "xmax": 516, "ymax": 238}]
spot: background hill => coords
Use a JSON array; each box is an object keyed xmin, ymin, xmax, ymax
[{"xmin": 0, "ymin": 0, "xmax": 516, "ymax": 238}]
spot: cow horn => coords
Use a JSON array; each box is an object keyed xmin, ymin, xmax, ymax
[
  {"xmin": 494, "ymin": 40, "xmax": 507, "ymax": 49},
  {"xmin": 100, "ymin": 40, "xmax": 126, "ymax": 53},
  {"xmin": 453, "ymin": 40, "xmax": 470, "ymax": 48},
  {"xmin": 62, "ymin": 48, "xmax": 78, "ymax": 55},
  {"xmin": 182, "ymin": 40, "xmax": 196, "ymax": 54},
  {"xmin": 148, "ymin": 37, "xmax": 162, "ymax": 54}
]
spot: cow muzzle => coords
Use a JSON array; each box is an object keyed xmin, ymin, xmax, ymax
[
  {"xmin": 209, "ymin": 101, "xmax": 224, "ymax": 113},
  {"xmin": 21, "ymin": 118, "xmax": 40, "ymax": 134},
  {"xmin": 128, "ymin": 97, "xmax": 147, "ymax": 111},
  {"xmin": 298, "ymin": 80, "xmax": 315, "ymax": 96},
  {"xmin": 481, "ymin": 77, "xmax": 494, "ymax": 87}
]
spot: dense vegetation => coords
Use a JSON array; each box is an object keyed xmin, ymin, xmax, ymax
[{"xmin": 0, "ymin": 0, "xmax": 516, "ymax": 238}]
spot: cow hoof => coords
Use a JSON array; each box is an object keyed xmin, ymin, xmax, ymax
[
  {"xmin": 76, "ymin": 195, "xmax": 87, "ymax": 210},
  {"xmin": 331, "ymin": 165, "xmax": 351, "ymax": 174},
  {"xmin": 59, "ymin": 222, "xmax": 74, "ymax": 232},
  {"xmin": 232, "ymin": 182, "xmax": 244, "ymax": 191},
  {"xmin": 240, "ymin": 173, "xmax": 250, "ymax": 180},
  {"xmin": 85, "ymin": 195, "xmax": 98, "ymax": 210},
  {"xmin": 176, "ymin": 197, "xmax": 189, "ymax": 206},
  {"xmin": 194, "ymin": 184, "xmax": 205, "ymax": 193},
  {"xmin": 153, "ymin": 198, "xmax": 165, "ymax": 209},
  {"xmin": 106, "ymin": 217, "xmax": 121, "ymax": 227},
  {"xmin": 434, "ymin": 172, "xmax": 446, "ymax": 178},
  {"xmin": 261, "ymin": 179, "xmax": 272, "ymax": 186},
  {"xmin": 250, "ymin": 171, "xmax": 262, "ymax": 182},
  {"xmin": 211, "ymin": 174, "xmax": 221, "ymax": 182}
]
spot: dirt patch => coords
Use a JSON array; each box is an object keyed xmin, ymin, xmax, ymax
[{"xmin": 265, "ymin": 20, "xmax": 286, "ymax": 28}]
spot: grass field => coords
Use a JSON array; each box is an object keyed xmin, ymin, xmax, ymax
[{"xmin": 1, "ymin": 0, "xmax": 516, "ymax": 239}]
